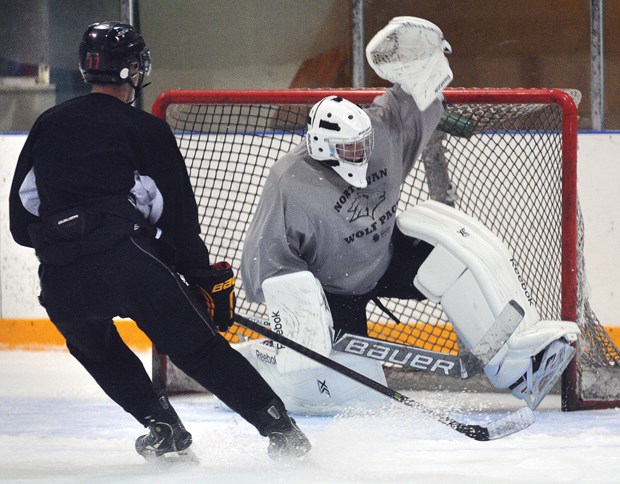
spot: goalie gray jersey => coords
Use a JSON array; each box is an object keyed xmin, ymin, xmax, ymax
[{"xmin": 241, "ymin": 85, "xmax": 443, "ymax": 301}]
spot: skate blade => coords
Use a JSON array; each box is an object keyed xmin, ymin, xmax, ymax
[{"xmin": 142, "ymin": 447, "xmax": 200, "ymax": 466}]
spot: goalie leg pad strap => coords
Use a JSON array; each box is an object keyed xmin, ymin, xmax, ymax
[{"xmin": 469, "ymin": 300, "xmax": 525, "ymax": 366}]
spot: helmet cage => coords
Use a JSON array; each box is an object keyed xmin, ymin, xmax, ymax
[
  {"xmin": 331, "ymin": 128, "xmax": 374, "ymax": 166},
  {"xmin": 125, "ymin": 47, "xmax": 151, "ymax": 91},
  {"xmin": 306, "ymin": 96, "xmax": 374, "ymax": 188}
]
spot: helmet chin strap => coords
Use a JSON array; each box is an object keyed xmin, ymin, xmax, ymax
[
  {"xmin": 133, "ymin": 81, "xmax": 151, "ymax": 100},
  {"xmin": 126, "ymin": 74, "xmax": 151, "ymax": 104}
]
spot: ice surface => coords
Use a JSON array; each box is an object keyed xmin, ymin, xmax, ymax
[{"xmin": 1, "ymin": 350, "xmax": 619, "ymax": 483}]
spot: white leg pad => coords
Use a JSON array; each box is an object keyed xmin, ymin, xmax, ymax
[
  {"xmin": 398, "ymin": 200, "xmax": 540, "ymax": 342},
  {"xmin": 262, "ymin": 271, "xmax": 333, "ymax": 373},
  {"xmin": 509, "ymin": 338, "xmax": 576, "ymax": 409},
  {"xmin": 397, "ymin": 200, "xmax": 580, "ymax": 390},
  {"xmin": 412, "ymin": 244, "xmax": 466, "ymax": 303},
  {"xmin": 234, "ymin": 339, "xmax": 388, "ymax": 416},
  {"xmin": 440, "ymin": 268, "xmax": 497, "ymax": 349}
]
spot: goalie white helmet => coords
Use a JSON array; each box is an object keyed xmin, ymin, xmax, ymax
[{"xmin": 306, "ymin": 96, "xmax": 374, "ymax": 188}]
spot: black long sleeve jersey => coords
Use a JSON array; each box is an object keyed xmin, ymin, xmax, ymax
[{"xmin": 9, "ymin": 92, "xmax": 210, "ymax": 274}]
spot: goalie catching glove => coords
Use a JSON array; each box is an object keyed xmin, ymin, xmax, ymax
[
  {"xmin": 366, "ymin": 16, "xmax": 453, "ymax": 111},
  {"xmin": 188, "ymin": 261, "xmax": 236, "ymax": 332}
]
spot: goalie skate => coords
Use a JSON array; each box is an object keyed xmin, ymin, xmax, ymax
[{"xmin": 510, "ymin": 339, "xmax": 576, "ymax": 410}]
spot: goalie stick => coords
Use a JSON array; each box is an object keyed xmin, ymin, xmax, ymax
[
  {"xmin": 332, "ymin": 332, "xmax": 478, "ymax": 379},
  {"xmin": 242, "ymin": 299, "xmax": 524, "ymax": 380},
  {"xmin": 234, "ymin": 313, "xmax": 535, "ymax": 441},
  {"xmin": 234, "ymin": 313, "xmax": 477, "ymax": 378}
]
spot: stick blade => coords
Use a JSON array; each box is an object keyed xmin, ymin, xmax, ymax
[
  {"xmin": 485, "ymin": 407, "xmax": 535, "ymax": 440},
  {"xmin": 454, "ymin": 407, "xmax": 534, "ymax": 441}
]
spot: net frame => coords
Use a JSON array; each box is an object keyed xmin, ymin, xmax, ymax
[{"xmin": 151, "ymin": 88, "xmax": 620, "ymax": 411}]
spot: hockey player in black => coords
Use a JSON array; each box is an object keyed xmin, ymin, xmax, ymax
[{"xmin": 8, "ymin": 21, "xmax": 310, "ymax": 462}]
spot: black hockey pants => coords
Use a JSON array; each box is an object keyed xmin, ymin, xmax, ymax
[
  {"xmin": 38, "ymin": 233, "xmax": 284, "ymax": 430},
  {"xmin": 325, "ymin": 227, "xmax": 434, "ymax": 337}
]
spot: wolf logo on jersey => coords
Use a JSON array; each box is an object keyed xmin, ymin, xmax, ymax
[{"xmin": 347, "ymin": 191, "xmax": 387, "ymax": 222}]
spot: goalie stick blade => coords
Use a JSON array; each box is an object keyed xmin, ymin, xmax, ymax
[
  {"xmin": 235, "ymin": 313, "xmax": 535, "ymax": 442},
  {"xmin": 485, "ymin": 407, "xmax": 535, "ymax": 440}
]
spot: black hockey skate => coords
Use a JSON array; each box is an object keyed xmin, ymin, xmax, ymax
[
  {"xmin": 259, "ymin": 400, "xmax": 311, "ymax": 460},
  {"xmin": 135, "ymin": 395, "xmax": 199, "ymax": 465},
  {"xmin": 267, "ymin": 417, "xmax": 311, "ymax": 460}
]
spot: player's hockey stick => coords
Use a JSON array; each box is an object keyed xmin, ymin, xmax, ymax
[{"xmin": 234, "ymin": 313, "xmax": 535, "ymax": 441}]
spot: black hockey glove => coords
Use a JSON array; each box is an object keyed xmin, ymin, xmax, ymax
[{"xmin": 189, "ymin": 262, "xmax": 236, "ymax": 332}]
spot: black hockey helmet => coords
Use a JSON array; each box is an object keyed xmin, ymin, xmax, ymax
[{"xmin": 79, "ymin": 21, "xmax": 151, "ymax": 88}]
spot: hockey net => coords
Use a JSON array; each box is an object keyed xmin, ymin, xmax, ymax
[{"xmin": 151, "ymin": 88, "xmax": 620, "ymax": 411}]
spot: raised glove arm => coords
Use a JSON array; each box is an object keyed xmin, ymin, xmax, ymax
[
  {"xmin": 366, "ymin": 16, "xmax": 453, "ymax": 111},
  {"xmin": 187, "ymin": 261, "xmax": 236, "ymax": 332}
]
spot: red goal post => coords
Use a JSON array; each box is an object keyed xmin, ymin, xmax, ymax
[{"xmin": 151, "ymin": 87, "xmax": 620, "ymax": 411}]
